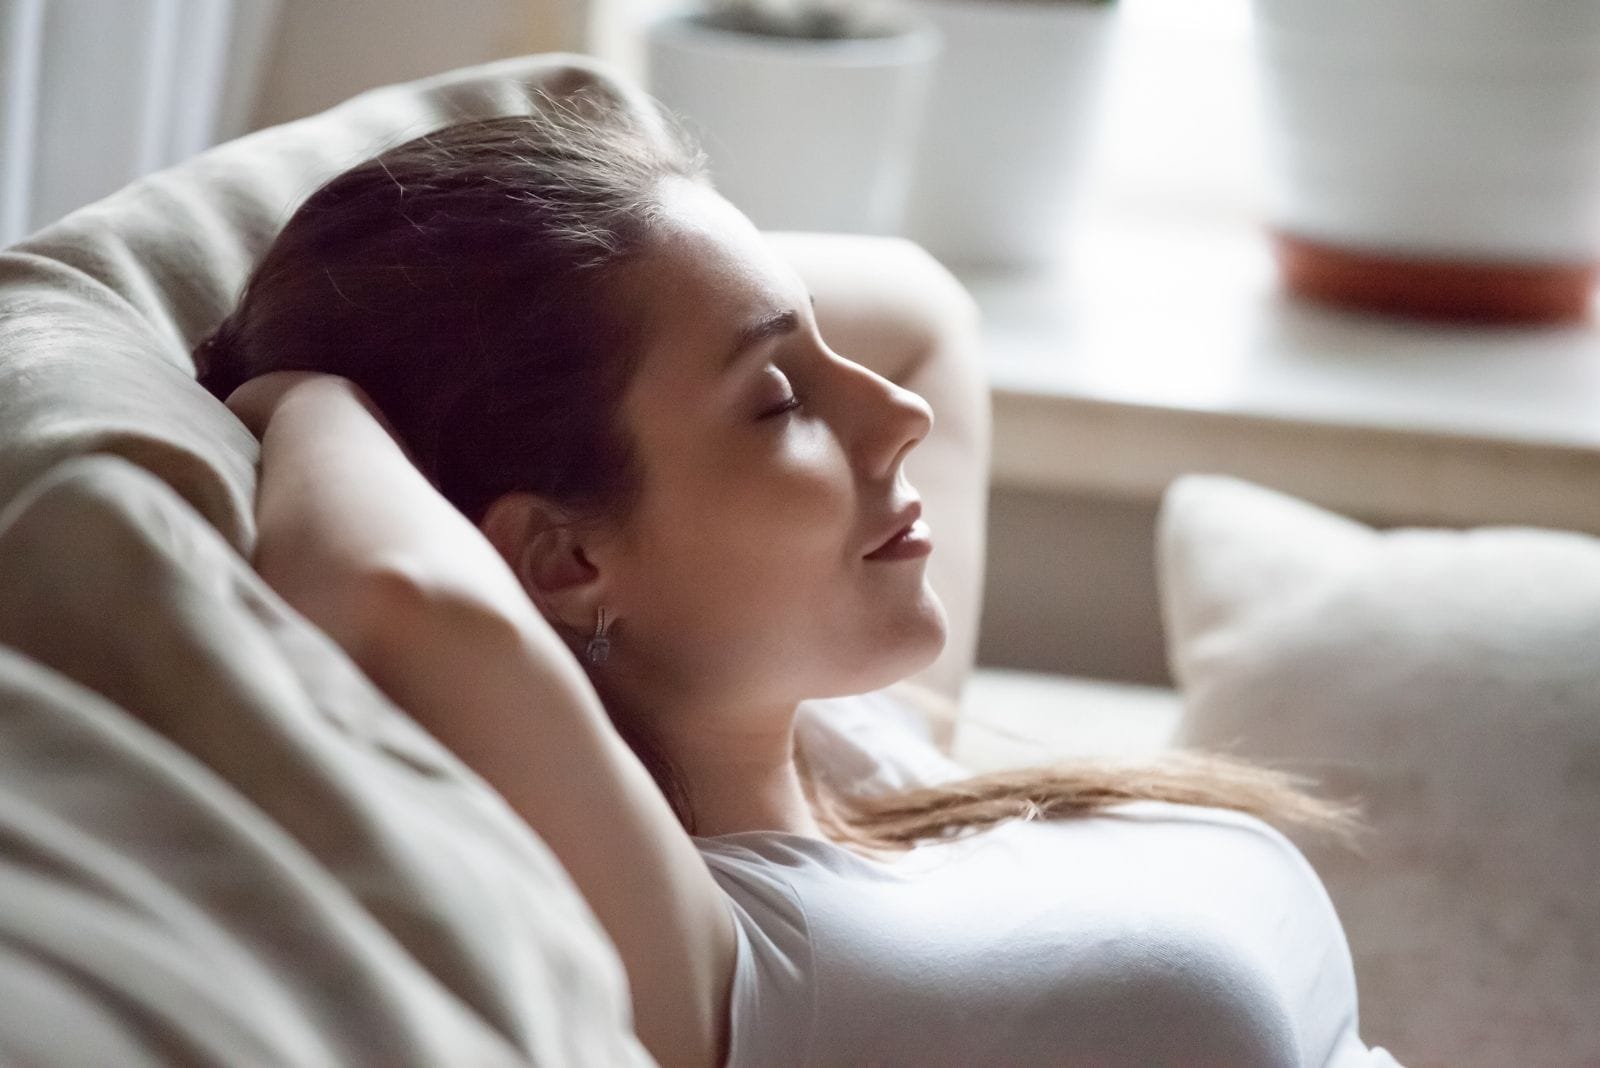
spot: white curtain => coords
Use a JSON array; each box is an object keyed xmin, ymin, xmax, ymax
[{"xmin": 1, "ymin": 0, "xmax": 280, "ymax": 247}]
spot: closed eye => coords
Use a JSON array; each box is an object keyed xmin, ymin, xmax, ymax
[{"xmin": 760, "ymin": 393, "xmax": 802, "ymax": 420}]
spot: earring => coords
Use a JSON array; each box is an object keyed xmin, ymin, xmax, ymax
[{"xmin": 586, "ymin": 605, "xmax": 612, "ymax": 666}]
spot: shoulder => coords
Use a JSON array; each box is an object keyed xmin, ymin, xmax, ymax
[
  {"xmin": 1053, "ymin": 799, "xmax": 1340, "ymax": 911},
  {"xmin": 1114, "ymin": 800, "xmax": 1332, "ymax": 884}
]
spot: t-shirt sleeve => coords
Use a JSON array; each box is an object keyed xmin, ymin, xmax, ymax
[{"xmin": 697, "ymin": 842, "xmax": 817, "ymax": 1068}]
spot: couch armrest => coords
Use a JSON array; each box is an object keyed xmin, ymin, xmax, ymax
[{"xmin": 954, "ymin": 668, "xmax": 1182, "ymax": 774}]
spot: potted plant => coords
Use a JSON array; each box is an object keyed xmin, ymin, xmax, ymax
[
  {"xmin": 900, "ymin": 0, "xmax": 1120, "ymax": 268},
  {"xmin": 644, "ymin": 0, "xmax": 940, "ymax": 234},
  {"xmin": 1252, "ymin": 1, "xmax": 1600, "ymax": 324}
]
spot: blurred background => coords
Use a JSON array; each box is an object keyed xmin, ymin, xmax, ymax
[
  {"xmin": 2, "ymin": 0, "xmax": 1261, "ymax": 252},
  {"xmin": 7, "ymin": 0, "xmax": 1600, "ymax": 689},
  {"xmin": 9, "ymin": 12, "xmax": 1600, "ymax": 1060}
]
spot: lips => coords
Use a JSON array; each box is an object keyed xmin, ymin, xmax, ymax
[{"xmin": 864, "ymin": 500, "xmax": 923, "ymax": 558}]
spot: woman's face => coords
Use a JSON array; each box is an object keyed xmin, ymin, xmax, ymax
[{"xmin": 599, "ymin": 178, "xmax": 947, "ymax": 711}]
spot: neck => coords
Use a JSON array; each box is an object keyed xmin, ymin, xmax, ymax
[
  {"xmin": 607, "ymin": 681, "xmax": 824, "ymax": 839},
  {"xmin": 675, "ymin": 708, "xmax": 825, "ymax": 840}
]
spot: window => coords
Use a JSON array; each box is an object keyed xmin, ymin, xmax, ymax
[{"xmin": 1082, "ymin": 0, "xmax": 1261, "ymax": 229}]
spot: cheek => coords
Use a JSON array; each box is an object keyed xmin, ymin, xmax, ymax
[
  {"xmin": 644, "ymin": 438, "xmax": 855, "ymax": 589},
  {"xmin": 726, "ymin": 467, "xmax": 850, "ymax": 580},
  {"xmin": 741, "ymin": 455, "xmax": 846, "ymax": 542}
]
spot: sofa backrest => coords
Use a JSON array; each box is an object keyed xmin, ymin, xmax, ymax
[{"xmin": 0, "ymin": 53, "xmax": 671, "ymax": 1066}]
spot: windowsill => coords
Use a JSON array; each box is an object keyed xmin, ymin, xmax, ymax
[{"xmin": 958, "ymin": 210, "xmax": 1600, "ymax": 534}]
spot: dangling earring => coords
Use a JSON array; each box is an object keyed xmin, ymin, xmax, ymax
[{"xmin": 586, "ymin": 605, "xmax": 612, "ymax": 666}]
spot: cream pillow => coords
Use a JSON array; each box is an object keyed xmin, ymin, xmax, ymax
[
  {"xmin": 1157, "ymin": 474, "xmax": 1600, "ymax": 1068},
  {"xmin": 0, "ymin": 453, "xmax": 653, "ymax": 1065}
]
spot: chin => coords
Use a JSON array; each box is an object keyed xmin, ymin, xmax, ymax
[
  {"xmin": 905, "ymin": 600, "xmax": 950, "ymax": 675},
  {"xmin": 824, "ymin": 591, "xmax": 949, "ymax": 698}
]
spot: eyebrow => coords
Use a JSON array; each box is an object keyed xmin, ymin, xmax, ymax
[{"xmin": 722, "ymin": 297, "xmax": 815, "ymax": 372}]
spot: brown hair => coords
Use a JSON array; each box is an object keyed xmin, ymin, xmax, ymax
[{"xmin": 196, "ymin": 87, "xmax": 1360, "ymax": 857}]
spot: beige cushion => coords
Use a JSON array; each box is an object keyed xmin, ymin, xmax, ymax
[
  {"xmin": 0, "ymin": 53, "xmax": 674, "ymax": 1064},
  {"xmin": 0, "ymin": 454, "xmax": 653, "ymax": 1065},
  {"xmin": 1158, "ymin": 473, "xmax": 1600, "ymax": 1068}
]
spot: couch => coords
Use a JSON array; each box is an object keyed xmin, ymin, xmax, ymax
[
  {"xmin": 0, "ymin": 52, "xmax": 675, "ymax": 1067},
  {"xmin": 2, "ymin": 48, "xmax": 1595, "ymax": 1068}
]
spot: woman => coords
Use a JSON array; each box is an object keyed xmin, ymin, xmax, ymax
[{"xmin": 198, "ymin": 85, "xmax": 1401, "ymax": 1068}]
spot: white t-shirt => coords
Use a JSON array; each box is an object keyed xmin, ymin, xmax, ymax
[{"xmin": 691, "ymin": 691, "xmax": 1404, "ymax": 1068}]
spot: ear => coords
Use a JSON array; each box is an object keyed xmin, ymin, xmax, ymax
[{"xmin": 478, "ymin": 491, "xmax": 608, "ymax": 633}]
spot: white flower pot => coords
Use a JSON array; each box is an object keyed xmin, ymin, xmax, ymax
[
  {"xmin": 644, "ymin": 12, "xmax": 940, "ymax": 234},
  {"xmin": 1253, "ymin": 0, "xmax": 1600, "ymax": 321},
  {"xmin": 901, "ymin": 0, "xmax": 1119, "ymax": 268}
]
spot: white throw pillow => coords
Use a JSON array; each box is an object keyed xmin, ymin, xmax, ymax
[{"xmin": 1157, "ymin": 474, "xmax": 1600, "ymax": 1068}]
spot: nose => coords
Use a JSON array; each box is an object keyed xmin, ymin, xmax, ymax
[{"xmin": 835, "ymin": 355, "xmax": 934, "ymax": 481}]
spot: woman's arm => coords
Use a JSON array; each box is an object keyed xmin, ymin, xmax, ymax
[
  {"xmin": 237, "ymin": 374, "xmax": 735, "ymax": 1068},
  {"xmin": 764, "ymin": 233, "xmax": 992, "ymax": 737}
]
